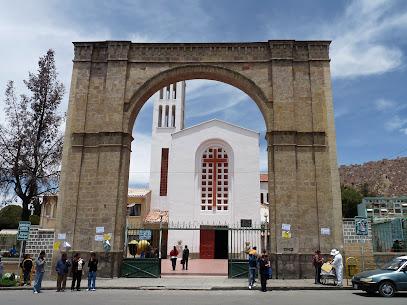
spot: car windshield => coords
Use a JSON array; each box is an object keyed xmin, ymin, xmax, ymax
[{"xmin": 381, "ymin": 258, "xmax": 407, "ymax": 270}]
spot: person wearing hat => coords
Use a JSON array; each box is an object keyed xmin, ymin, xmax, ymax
[
  {"xmin": 330, "ymin": 249, "xmax": 343, "ymax": 287},
  {"xmin": 312, "ymin": 250, "xmax": 324, "ymax": 284}
]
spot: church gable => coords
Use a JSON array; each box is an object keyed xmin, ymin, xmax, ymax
[{"xmin": 170, "ymin": 119, "xmax": 259, "ymax": 140}]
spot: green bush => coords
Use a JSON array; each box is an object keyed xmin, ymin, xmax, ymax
[
  {"xmin": 29, "ymin": 214, "xmax": 40, "ymax": 225},
  {"xmin": 0, "ymin": 205, "xmax": 22, "ymax": 230},
  {"xmin": 0, "ymin": 277, "xmax": 18, "ymax": 287}
]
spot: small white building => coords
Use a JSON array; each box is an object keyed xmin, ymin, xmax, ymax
[{"xmin": 148, "ymin": 82, "xmax": 261, "ymax": 258}]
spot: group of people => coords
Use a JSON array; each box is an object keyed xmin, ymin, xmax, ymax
[
  {"xmin": 31, "ymin": 251, "xmax": 98, "ymax": 294},
  {"xmin": 169, "ymin": 245, "xmax": 190, "ymax": 271},
  {"xmin": 312, "ymin": 248, "xmax": 343, "ymax": 287},
  {"xmin": 247, "ymin": 247, "xmax": 272, "ymax": 292}
]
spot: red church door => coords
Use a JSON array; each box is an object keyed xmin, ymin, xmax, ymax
[{"xmin": 200, "ymin": 229, "xmax": 215, "ymax": 259}]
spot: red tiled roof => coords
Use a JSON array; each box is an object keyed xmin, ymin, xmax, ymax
[
  {"xmin": 144, "ymin": 210, "xmax": 169, "ymax": 224},
  {"xmin": 260, "ymin": 173, "xmax": 268, "ymax": 182}
]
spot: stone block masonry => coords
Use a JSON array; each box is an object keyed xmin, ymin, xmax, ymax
[
  {"xmin": 25, "ymin": 225, "xmax": 55, "ymax": 279},
  {"xmin": 56, "ymin": 40, "xmax": 343, "ymax": 278}
]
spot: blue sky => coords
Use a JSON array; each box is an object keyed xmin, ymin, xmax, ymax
[{"xmin": 1, "ymin": 0, "xmax": 407, "ymax": 187}]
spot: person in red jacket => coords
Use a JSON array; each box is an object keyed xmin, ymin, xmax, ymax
[{"xmin": 169, "ymin": 246, "xmax": 179, "ymax": 271}]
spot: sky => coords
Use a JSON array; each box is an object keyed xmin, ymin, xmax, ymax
[{"xmin": 1, "ymin": 0, "xmax": 407, "ymax": 188}]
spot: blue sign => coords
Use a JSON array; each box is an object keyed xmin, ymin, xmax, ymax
[
  {"xmin": 355, "ymin": 217, "xmax": 368, "ymax": 236},
  {"xmin": 17, "ymin": 221, "xmax": 31, "ymax": 241},
  {"xmin": 138, "ymin": 230, "xmax": 152, "ymax": 240}
]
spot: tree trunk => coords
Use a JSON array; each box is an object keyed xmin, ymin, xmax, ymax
[{"xmin": 21, "ymin": 200, "xmax": 31, "ymax": 221}]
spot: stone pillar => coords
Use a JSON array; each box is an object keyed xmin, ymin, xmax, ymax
[
  {"xmin": 267, "ymin": 41, "xmax": 343, "ymax": 278},
  {"xmin": 55, "ymin": 42, "xmax": 133, "ymax": 277}
]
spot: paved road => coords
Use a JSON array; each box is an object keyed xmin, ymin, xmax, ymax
[{"xmin": 1, "ymin": 290, "xmax": 406, "ymax": 305}]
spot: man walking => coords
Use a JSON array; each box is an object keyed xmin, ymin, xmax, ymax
[
  {"xmin": 33, "ymin": 251, "xmax": 46, "ymax": 294},
  {"xmin": 248, "ymin": 246, "xmax": 258, "ymax": 289},
  {"xmin": 56, "ymin": 253, "xmax": 71, "ymax": 292},
  {"xmin": 182, "ymin": 245, "xmax": 190, "ymax": 270}
]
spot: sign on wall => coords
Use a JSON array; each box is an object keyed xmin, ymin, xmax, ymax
[
  {"xmin": 17, "ymin": 221, "xmax": 31, "ymax": 241},
  {"xmin": 138, "ymin": 230, "xmax": 152, "ymax": 240},
  {"xmin": 355, "ymin": 217, "xmax": 368, "ymax": 235}
]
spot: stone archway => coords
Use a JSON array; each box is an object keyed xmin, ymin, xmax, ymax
[{"xmin": 56, "ymin": 40, "xmax": 343, "ymax": 277}]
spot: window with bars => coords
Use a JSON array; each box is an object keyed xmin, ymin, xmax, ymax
[{"xmin": 200, "ymin": 146, "xmax": 229, "ymax": 211}]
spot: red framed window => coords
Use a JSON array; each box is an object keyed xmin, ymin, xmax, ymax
[
  {"xmin": 160, "ymin": 148, "xmax": 169, "ymax": 196},
  {"xmin": 201, "ymin": 146, "xmax": 229, "ymax": 211}
]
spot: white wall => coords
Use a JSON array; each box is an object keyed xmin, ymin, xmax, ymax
[{"xmin": 166, "ymin": 120, "xmax": 260, "ymax": 252}]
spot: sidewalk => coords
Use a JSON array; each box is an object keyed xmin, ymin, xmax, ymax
[{"xmin": 1, "ymin": 277, "xmax": 353, "ymax": 291}]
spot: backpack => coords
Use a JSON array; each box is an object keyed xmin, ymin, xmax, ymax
[{"xmin": 248, "ymin": 254, "xmax": 257, "ymax": 267}]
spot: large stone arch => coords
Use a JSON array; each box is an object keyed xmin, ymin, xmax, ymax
[
  {"xmin": 125, "ymin": 64, "xmax": 271, "ymax": 131},
  {"xmin": 56, "ymin": 40, "xmax": 343, "ymax": 278}
]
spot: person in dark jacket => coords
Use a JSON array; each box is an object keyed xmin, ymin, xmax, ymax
[
  {"xmin": 87, "ymin": 252, "xmax": 98, "ymax": 291},
  {"xmin": 312, "ymin": 250, "xmax": 324, "ymax": 284},
  {"xmin": 56, "ymin": 253, "xmax": 71, "ymax": 292},
  {"xmin": 21, "ymin": 254, "xmax": 33, "ymax": 286},
  {"xmin": 258, "ymin": 251, "xmax": 271, "ymax": 292},
  {"xmin": 182, "ymin": 245, "xmax": 190, "ymax": 270},
  {"xmin": 71, "ymin": 253, "xmax": 84, "ymax": 291}
]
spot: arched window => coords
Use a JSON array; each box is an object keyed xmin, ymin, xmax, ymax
[
  {"xmin": 165, "ymin": 105, "xmax": 169, "ymax": 127},
  {"xmin": 201, "ymin": 146, "xmax": 229, "ymax": 211},
  {"xmin": 171, "ymin": 105, "xmax": 176, "ymax": 127},
  {"xmin": 45, "ymin": 203, "xmax": 51, "ymax": 217},
  {"xmin": 172, "ymin": 82, "xmax": 177, "ymax": 99},
  {"xmin": 158, "ymin": 105, "xmax": 163, "ymax": 127}
]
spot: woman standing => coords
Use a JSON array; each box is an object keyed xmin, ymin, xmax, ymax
[
  {"xmin": 312, "ymin": 250, "xmax": 324, "ymax": 284},
  {"xmin": 258, "ymin": 251, "xmax": 271, "ymax": 292},
  {"xmin": 169, "ymin": 246, "xmax": 179, "ymax": 271}
]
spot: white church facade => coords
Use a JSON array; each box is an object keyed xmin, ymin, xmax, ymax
[{"xmin": 148, "ymin": 82, "xmax": 261, "ymax": 258}]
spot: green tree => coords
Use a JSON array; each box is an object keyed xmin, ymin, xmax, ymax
[
  {"xmin": 341, "ymin": 186, "xmax": 363, "ymax": 218},
  {"xmin": 0, "ymin": 50, "xmax": 64, "ymax": 220},
  {"xmin": 0, "ymin": 205, "xmax": 22, "ymax": 229}
]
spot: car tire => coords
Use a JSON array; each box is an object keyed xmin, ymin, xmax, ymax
[{"xmin": 378, "ymin": 281, "xmax": 395, "ymax": 297}]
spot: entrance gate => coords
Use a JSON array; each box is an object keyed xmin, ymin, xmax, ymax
[
  {"xmin": 121, "ymin": 224, "xmax": 269, "ymax": 278},
  {"xmin": 57, "ymin": 40, "xmax": 343, "ymax": 278}
]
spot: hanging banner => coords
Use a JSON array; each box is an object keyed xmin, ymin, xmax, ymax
[
  {"xmin": 282, "ymin": 231, "xmax": 292, "ymax": 239},
  {"xmin": 96, "ymin": 227, "xmax": 105, "ymax": 234},
  {"xmin": 53, "ymin": 241, "xmax": 61, "ymax": 251}
]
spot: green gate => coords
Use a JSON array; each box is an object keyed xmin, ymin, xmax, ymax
[{"xmin": 121, "ymin": 258, "xmax": 161, "ymax": 278}]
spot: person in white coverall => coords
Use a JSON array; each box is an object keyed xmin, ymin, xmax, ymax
[{"xmin": 330, "ymin": 249, "xmax": 343, "ymax": 287}]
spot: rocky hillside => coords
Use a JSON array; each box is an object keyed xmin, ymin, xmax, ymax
[{"xmin": 339, "ymin": 157, "xmax": 407, "ymax": 197}]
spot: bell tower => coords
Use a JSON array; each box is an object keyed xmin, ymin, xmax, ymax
[{"xmin": 149, "ymin": 81, "xmax": 186, "ymax": 210}]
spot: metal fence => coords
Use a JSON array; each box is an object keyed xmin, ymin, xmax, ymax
[
  {"xmin": 121, "ymin": 222, "xmax": 269, "ymax": 278},
  {"xmin": 371, "ymin": 218, "xmax": 406, "ymax": 252}
]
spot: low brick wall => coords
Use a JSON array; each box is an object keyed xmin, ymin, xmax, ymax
[{"xmin": 25, "ymin": 226, "xmax": 55, "ymax": 279}]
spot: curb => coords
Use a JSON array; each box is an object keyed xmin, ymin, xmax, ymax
[{"xmin": 0, "ymin": 286, "xmax": 354, "ymax": 291}]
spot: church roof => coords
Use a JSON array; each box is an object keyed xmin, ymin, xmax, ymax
[
  {"xmin": 128, "ymin": 188, "xmax": 151, "ymax": 198},
  {"xmin": 171, "ymin": 119, "xmax": 259, "ymax": 139},
  {"xmin": 260, "ymin": 173, "xmax": 268, "ymax": 182},
  {"xmin": 144, "ymin": 210, "xmax": 169, "ymax": 224}
]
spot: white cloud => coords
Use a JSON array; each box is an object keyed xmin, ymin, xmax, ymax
[
  {"xmin": 128, "ymin": 133, "xmax": 151, "ymax": 186},
  {"xmin": 186, "ymin": 80, "xmax": 249, "ymax": 119},
  {"xmin": 315, "ymin": 0, "xmax": 407, "ymax": 78},
  {"xmin": 375, "ymin": 99, "xmax": 397, "ymax": 111},
  {"xmin": 385, "ymin": 115, "xmax": 407, "ymax": 131}
]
